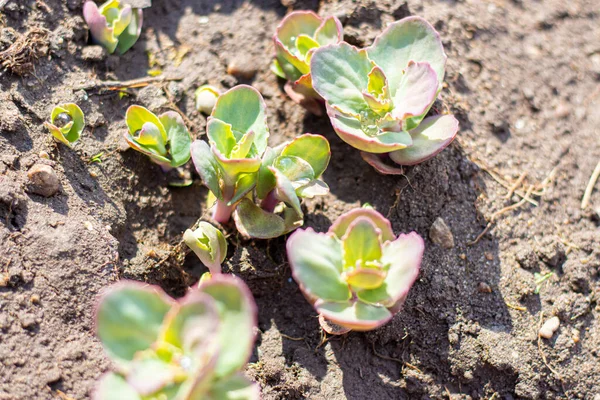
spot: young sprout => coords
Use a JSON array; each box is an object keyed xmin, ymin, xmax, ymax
[
  {"xmin": 195, "ymin": 85, "xmax": 220, "ymax": 115},
  {"xmin": 124, "ymin": 106, "xmax": 192, "ymax": 171},
  {"xmin": 310, "ymin": 17, "xmax": 459, "ymax": 174},
  {"xmin": 44, "ymin": 103, "xmax": 85, "ymax": 147},
  {"xmin": 233, "ymin": 133, "xmax": 331, "ymax": 239},
  {"xmin": 184, "ymin": 222, "xmax": 227, "ymax": 277},
  {"xmin": 191, "ymin": 85, "xmax": 332, "ymax": 238},
  {"xmin": 93, "ymin": 275, "xmax": 259, "ymax": 400},
  {"xmin": 272, "ymin": 11, "xmax": 343, "ymax": 115},
  {"xmin": 84, "ymin": 0, "xmax": 143, "ymax": 55},
  {"xmin": 191, "ymin": 85, "xmax": 270, "ymax": 224},
  {"xmin": 287, "ymin": 207, "xmax": 423, "ymax": 333}
]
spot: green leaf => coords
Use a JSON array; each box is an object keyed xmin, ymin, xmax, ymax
[
  {"xmin": 96, "ymin": 283, "xmax": 173, "ymax": 366},
  {"xmin": 271, "ymin": 168, "xmax": 302, "ymax": 217},
  {"xmin": 276, "ymin": 11, "xmax": 322, "ymax": 53},
  {"xmin": 314, "ymin": 16, "xmax": 342, "ymax": 46},
  {"xmin": 316, "ymin": 300, "xmax": 392, "ymax": 331},
  {"xmin": 357, "ymin": 232, "xmax": 423, "ymax": 307},
  {"xmin": 213, "ymin": 148, "xmax": 262, "ymax": 179},
  {"xmin": 191, "ymin": 140, "xmax": 222, "ymax": 199},
  {"xmin": 327, "ymin": 105, "xmax": 412, "ymax": 153},
  {"xmin": 198, "ymin": 275, "xmax": 257, "ymax": 378},
  {"xmin": 230, "ymin": 130, "xmax": 255, "ymax": 160},
  {"xmin": 126, "ymin": 105, "xmax": 167, "ymax": 142},
  {"xmin": 207, "ymin": 118, "xmax": 237, "ymax": 157},
  {"xmin": 329, "ymin": 208, "xmax": 395, "ymax": 242},
  {"xmin": 207, "ymin": 373, "xmax": 260, "ymax": 400},
  {"xmin": 388, "ymin": 114, "xmax": 459, "ymax": 166},
  {"xmin": 341, "ymin": 216, "xmax": 383, "ymax": 268},
  {"xmin": 229, "ymin": 172, "xmax": 258, "ymax": 206},
  {"xmin": 256, "ymin": 146, "xmax": 280, "ymax": 199},
  {"xmin": 183, "ymin": 222, "xmax": 228, "ymax": 275},
  {"xmin": 58, "ymin": 103, "xmax": 85, "ymax": 143},
  {"xmin": 366, "ymin": 17, "xmax": 446, "ymax": 94},
  {"xmin": 270, "ymin": 59, "xmax": 287, "ymax": 79},
  {"xmin": 296, "ymin": 34, "xmax": 319, "ymax": 57},
  {"xmin": 345, "ymin": 268, "xmax": 387, "ymax": 291},
  {"xmin": 286, "ymin": 229, "xmax": 351, "ymax": 302},
  {"xmin": 233, "ymin": 198, "xmax": 286, "ymax": 239},
  {"xmin": 391, "ymin": 62, "xmax": 438, "ymax": 120},
  {"xmin": 296, "ymin": 179, "xmax": 329, "ymax": 198},
  {"xmin": 127, "ymin": 357, "xmax": 177, "ymax": 396},
  {"xmin": 280, "ymin": 134, "xmax": 330, "ymax": 178},
  {"xmin": 160, "ymin": 292, "xmax": 219, "ymax": 355},
  {"xmin": 273, "ymin": 156, "xmax": 314, "ymax": 185},
  {"xmin": 311, "ymin": 43, "xmax": 372, "ymax": 115},
  {"xmin": 94, "ymin": 373, "xmax": 141, "ymax": 400},
  {"xmin": 160, "ymin": 111, "xmax": 191, "ymax": 167},
  {"xmin": 367, "ymin": 66, "xmax": 389, "ymax": 98},
  {"xmin": 211, "ymin": 86, "xmax": 269, "ymax": 155},
  {"xmin": 116, "ymin": 8, "xmax": 142, "ymax": 55}
]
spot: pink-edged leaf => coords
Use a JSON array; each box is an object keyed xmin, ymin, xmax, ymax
[
  {"xmin": 233, "ymin": 198, "xmax": 287, "ymax": 239},
  {"xmin": 329, "ymin": 208, "xmax": 395, "ymax": 243},
  {"xmin": 84, "ymin": 1, "xmax": 118, "ymax": 53},
  {"xmin": 284, "ymin": 80, "xmax": 323, "ymax": 116},
  {"xmin": 391, "ymin": 61, "xmax": 439, "ymax": 120},
  {"xmin": 314, "ymin": 16, "xmax": 343, "ymax": 46},
  {"xmin": 315, "ymin": 299, "xmax": 392, "ymax": 331},
  {"xmin": 388, "ymin": 114, "xmax": 459, "ymax": 165},
  {"xmin": 360, "ymin": 152, "xmax": 406, "ymax": 175}
]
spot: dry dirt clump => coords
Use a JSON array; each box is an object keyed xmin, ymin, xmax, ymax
[{"xmin": 1, "ymin": 0, "xmax": 599, "ymax": 399}]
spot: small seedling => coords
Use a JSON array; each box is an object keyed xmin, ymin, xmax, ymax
[
  {"xmin": 310, "ymin": 16, "xmax": 459, "ymax": 174},
  {"xmin": 124, "ymin": 105, "xmax": 192, "ymax": 171},
  {"xmin": 191, "ymin": 85, "xmax": 331, "ymax": 238},
  {"xmin": 44, "ymin": 103, "xmax": 85, "ymax": 147},
  {"xmin": 183, "ymin": 222, "xmax": 227, "ymax": 277},
  {"xmin": 195, "ymin": 85, "xmax": 220, "ymax": 115},
  {"xmin": 84, "ymin": 0, "xmax": 143, "ymax": 55},
  {"xmin": 89, "ymin": 152, "xmax": 104, "ymax": 164},
  {"xmin": 93, "ymin": 275, "xmax": 259, "ymax": 400},
  {"xmin": 272, "ymin": 11, "xmax": 343, "ymax": 114},
  {"xmin": 287, "ymin": 207, "xmax": 423, "ymax": 333},
  {"xmin": 534, "ymin": 271, "xmax": 555, "ymax": 294}
]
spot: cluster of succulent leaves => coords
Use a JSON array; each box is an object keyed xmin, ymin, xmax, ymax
[
  {"xmin": 184, "ymin": 222, "xmax": 228, "ymax": 277},
  {"xmin": 271, "ymin": 11, "xmax": 343, "ymax": 114},
  {"xmin": 274, "ymin": 16, "xmax": 459, "ymax": 174},
  {"xmin": 84, "ymin": 0, "xmax": 143, "ymax": 55},
  {"xmin": 191, "ymin": 85, "xmax": 331, "ymax": 239},
  {"xmin": 44, "ymin": 103, "xmax": 85, "ymax": 147},
  {"xmin": 124, "ymin": 105, "xmax": 192, "ymax": 171},
  {"xmin": 287, "ymin": 207, "xmax": 423, "ymax": 332},
  {"xmin": 94, "ymin": 275, "xmax": 258, "ymax": 400}
]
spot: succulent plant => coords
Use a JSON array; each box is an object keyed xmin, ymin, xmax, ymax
[
  {"xmin": 124, "ymin": 105, "xmax": 192, "ymax": 171},
  {"xmin": 191, "ymin": 85, "xmax": 331, "ymax": 238},
  {"xmin": 195, "ymin": 85, "xmax": 220, "ymax": 115},
  {"xmin": 272, "ymin": 11, "xmax": 343, "ymax": 114},
  {"xmin": 93, "ymin": 275, "xmax": 259, "ymax": 400},
  {"xmin": 184, "ymin": 222, "xmax": 228, "ymax": 277},
  {"xmin": 310, "ymin": 16, "xmax": 459, "ymax": 174},
  {"xmin": 44, "ymin": 103, "xmax": 85, "ymax": 147},
  {"xmin": 84, "ymin": 0, "xmax": 143, "ymax": 55},
  {"xmin": 287, "ymin": 207, "xmax": 423, "ymax": 333}
]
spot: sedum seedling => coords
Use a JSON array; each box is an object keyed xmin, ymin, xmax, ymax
[
  {"xmin": 84, "ymin": 0, "xmax": 143, "ymax": 55},
  {"xmin": 184, "ymin": 222, "xmax": 227, "ymax": 277},
  {"xmin": 272, "ymin": 11, "xmax": 343, "ymax": 115},
  {"xmin": 233, "ymin": 133, "xmax": 330, "ymax": 239},
  {"xmin": 310, "ymin": 16, "xmax": 459, "ymax": 174},
  {"xmin": 191, "ymin": 85, "xmax": 331, "ymax": 238},
  {"xmin": 124, "ymin": 105, "xmax": 192, "ymax": 171},
  {"xmin": 44, "ymin": 103, "xmax": 85, "ymax": 147},
  {"xmin": 287, "ymin": 207, "xmax": 423, "ymax": 333},
  {"xmin": 195, "ymin": 85, "xmax": 220, "ymax": 115},
  {"xmin": 93, "ymin": 275, "xmax": 259, "ymax": 400}
]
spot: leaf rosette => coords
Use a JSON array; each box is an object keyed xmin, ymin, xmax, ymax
[
  {"xmin": 44, "ymin": 103, "xmax": 85, "ymax": 147},
  {"xmin": 84, "ymin": 0, "xmax": 143, "ymax": 55},
  {"xmin": 287, "ymin": 207, "xmax": 423, "ymax": 332}
]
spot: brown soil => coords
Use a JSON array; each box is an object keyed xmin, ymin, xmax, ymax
[{"xmin": 1, "ymin": 0, "xmax": 599, "ymax": 399}]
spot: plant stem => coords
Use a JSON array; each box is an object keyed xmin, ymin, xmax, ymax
[
  {"xmin": 260, "ymin": 190, "xmax": 279, "ymax": 213},
  {"xmin": 213, "ymin": 199, "xmax": 234, "ymax": 223}
]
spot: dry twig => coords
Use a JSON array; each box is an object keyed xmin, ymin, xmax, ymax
[
  {"xmin": 73, "ymin": 75, "xmax": 183, "ymax": 93},
  {"xmin": 581, "ymin": 160, "xmax": 600, "ymax": 209}
]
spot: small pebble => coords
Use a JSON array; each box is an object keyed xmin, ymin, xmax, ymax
[
  {"xmin": 429, "ymin": 217, "xmax": 455, "ymax": 249},
  {"xmin": 30, "ymin": 294, "xmax": 40, "ymax": 304},
  {"xmin": 478, "ymin": 282, "xmax": 492, "ymax": 293},
  {"xmin": 39, "ymin": 151, "xmax": 50, "ymax": 159},
  {"xmin": 81, "ymin": 45, "xmax": 107, "ymax": 62},
  {"xmin": 539, "ymin": 316, "xmax": 560, "ymax": 339},
  {"xmin": 572, "ymin": 328, "xmax": 580, "ymax": 343},
  {"xmin": 27, "ymin": 164, "xmax": 60, "ymax": 197},
  {"xmin": 89, "ymin": 170, "xmax": 98, "ymax": 178},
  {"xmin": 227, "ymin": 61, "xmax": 258, "ymax": 80},
  {"xmin": 554, "ymin": 102, "xmax": 570, "ymax": 119}
]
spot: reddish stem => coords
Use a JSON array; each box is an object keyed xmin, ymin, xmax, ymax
[{"xmin": 260, "ymin": 190, "xmax": 279, "ymax": 213}]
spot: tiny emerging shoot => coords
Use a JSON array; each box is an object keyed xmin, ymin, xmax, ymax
[
  {"xmin": 183, "ymin": 222, "xmax": 227, "ymax": 277},
  {"xmin": 191, "ymin": 85, "xmax": 331, "ymax": 238},
  {"xmin": 195, "ymin": 85, "xmax": 220, "ymax": 115},
  {"xmin": 310, "ymin": 16, "xmax": 459, "ymax": 174},
  {"xmin": 84, "ymin": 0, "xmax": 143, "ymax": 55},
  {"xmin": 93, "ymin": 276, "xmax": 259, "ymax": 400},
  {"xmin": 287, "ymin": 207, "xmax": 423, "ymax": 333},
  {"xmin": 124, "ymin": 105, "xmax": 192, "ymax": 171},
  {"xmin": 272, "ymin": 11, "xmax": 343, "ymax": 115},
  {"xmin": 534, "ymin": 271, "xmax": 555, "ymax": 294},
  {"xmin": 44, "ymin": 103, "xmax": 85, "ymax": 147}
]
